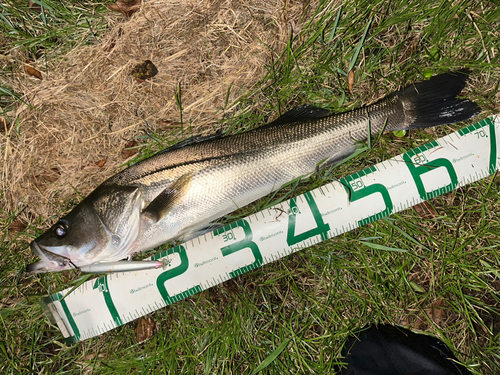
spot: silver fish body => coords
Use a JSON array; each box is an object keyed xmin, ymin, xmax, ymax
[{"xmin": 27, "ymin": 71, "xmax": 480, "ymax": 273}]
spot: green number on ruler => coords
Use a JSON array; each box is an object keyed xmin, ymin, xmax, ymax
[
  {"xmin": 459, "ymin": 117, "xmax": 498, "ymax": 175},
  {"xmin": 49, "ymin": 293, "xmax": 80, "ymax": 342},
  {"xmin": 486, "ymin": 118, "xmax": 497, "ymax": 174},
  {"xmin": 404, "ymin": 146, "xmax": 458, "ymax": 200},
  {"xmin": 156, "ymin": 245, "xmax": 202, "ymax": 305},
  {"xmin": 93, "ymin": 276, "xmax": 123, "ymax": 326},
  {"xmin": 287, "ymin": 191, "xmax": 330, "ymax": 246},
  {"xmin": 215, "ymin": 220, "xmax": 263, "ymax": 277},
  {"xmin": 340, "ymin": 165, "xmax": 394, "ymax": 227},
  {"xmin": 343, "ymin": 177, "xmax": 393, "ymax": 226}
]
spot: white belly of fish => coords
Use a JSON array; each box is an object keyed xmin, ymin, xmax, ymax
[{"xmin": 131, "ymin": 139, "xmax": 337, "ymax": 254}]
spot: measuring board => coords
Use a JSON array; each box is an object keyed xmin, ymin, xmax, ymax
[{"xmin": 42, "ymin": 116, "xmax": 499, "ymax": 343}]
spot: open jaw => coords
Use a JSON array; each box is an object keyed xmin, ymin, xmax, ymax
[{"xmin": 26, "ymin": 241, "xmax": 77, "ymax": 273}]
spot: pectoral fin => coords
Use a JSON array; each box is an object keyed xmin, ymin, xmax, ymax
[{"xmin": 142, "ymin": 172, "xmax": 193, "ymax": 223}]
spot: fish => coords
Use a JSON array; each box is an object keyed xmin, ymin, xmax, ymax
[{"xmin": 27, "ymin": 70, "xmax": 481, "ymax": 273}]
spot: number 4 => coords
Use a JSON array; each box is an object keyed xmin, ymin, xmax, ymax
[{"xmin": 287, "ymin": 192, "xmax": 330, "ymax": 246}]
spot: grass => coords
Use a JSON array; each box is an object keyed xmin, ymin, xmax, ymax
[
  {"xmin": 0, "ymin": 0, "xmax": 111, "ymax": 56},
  {"xmin": 1, "ymin": 0, "xmax": 500, "ymax": 374},
  {"xmin": 0, "ymin": 0, "xmax": 112, "ymax": 122}
]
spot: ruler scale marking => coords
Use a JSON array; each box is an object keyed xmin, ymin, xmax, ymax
[{"xmin": 43, "ymin": 116, "xmax": 499, "ymax": 343}]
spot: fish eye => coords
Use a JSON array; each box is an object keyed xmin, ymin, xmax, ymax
[{"xmin": 54, "ymin": 222, "xmax": 67, "ymax": 237}]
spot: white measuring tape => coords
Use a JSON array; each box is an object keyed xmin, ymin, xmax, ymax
[{"xmin": 42, "ymin": 116, "xmax": 499, "ymax": 343}]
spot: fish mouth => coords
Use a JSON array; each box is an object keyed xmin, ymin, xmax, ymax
[{"xmin": 27, "ymin": 241, "xmax": 77, "ymax": 274}]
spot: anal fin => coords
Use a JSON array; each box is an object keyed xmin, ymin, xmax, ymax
[{"xmin": 321, "ymin": 144, "xmax": 361, "ymax": 169}]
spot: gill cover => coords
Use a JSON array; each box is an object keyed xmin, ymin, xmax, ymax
[{"xmin": 27, "ymin": 186, "xmax": 144, "ymax": 272}]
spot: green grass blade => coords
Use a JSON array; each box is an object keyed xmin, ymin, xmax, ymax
[
  {"xmin": 251, "ymin": 339, "xmax": 290, "ymax": 375},
  {"xmin": 327, "ymin": 6, "xmax": 342, "ymax": 42},
  {"xmin": 348, "ymin": 17, "xmax": 373, "ymax": 73},
  {"xmin": 359, "ymin": 240, "xmax": 408, "ymax": 252}
]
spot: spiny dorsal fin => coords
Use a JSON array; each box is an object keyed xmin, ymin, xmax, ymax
[
  {"xmin": 157, "ymin": 133, "xmax": 223, "ymax": 155},
  {"xmin": 142, "ymin": 172, "xmax": 193, "ymax": 223},
  {"xmin": 260, "ymin": 105, "xmax": 332, "ymax": 129}
]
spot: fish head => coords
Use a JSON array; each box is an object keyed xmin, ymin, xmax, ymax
[{"xmin": 27, "ymin": 186, "xmax": 144, "ymax": 273}]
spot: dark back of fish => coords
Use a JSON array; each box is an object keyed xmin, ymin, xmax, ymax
[{"xmin": 27, "ymin": 70, "xmax": 481, "ymax": 273}]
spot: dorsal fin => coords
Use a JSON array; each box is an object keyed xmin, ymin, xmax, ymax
[
  {"xmin": 260, "ymin": 105, "xmax": 332, "ymax": 129},
  {"xmin": 157, "ymin": 133, "xmax": 223, "ymax": 155}
]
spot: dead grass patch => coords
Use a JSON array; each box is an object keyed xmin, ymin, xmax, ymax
[{"xmin": 1, "ymin": 0, "xmax": 313, "ymax": 223}]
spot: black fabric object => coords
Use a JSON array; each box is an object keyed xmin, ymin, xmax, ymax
[{"xmin": 338, "ymin": 324, "xmax": 472, "ymax": 375}]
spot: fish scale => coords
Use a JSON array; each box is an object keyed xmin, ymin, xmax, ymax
[
  {"xmin": 40, "ymin": 115, "xmax": 499, "ymax": 342},
  {"xmin": 27, "ymin": 70, "xmax": 481, "ymax": 273}
]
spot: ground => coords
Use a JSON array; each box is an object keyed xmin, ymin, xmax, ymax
[{"xmin": 1, "ymin": 0, "xmax": 499, "ymax": 374}]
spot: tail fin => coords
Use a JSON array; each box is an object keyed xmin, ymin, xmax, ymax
[{"xmin": 391, "ymin": 69, "xmax": 481, "ymax": 130}]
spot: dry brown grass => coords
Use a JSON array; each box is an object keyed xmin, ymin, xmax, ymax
[{"xmin": 1, "ymin": 0, "xmax": 313, "ymax": 223}]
